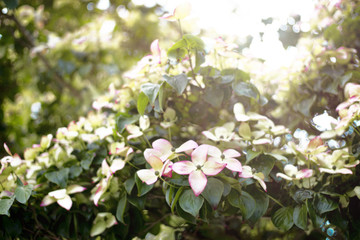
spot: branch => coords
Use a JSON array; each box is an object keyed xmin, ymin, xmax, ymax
[{"xmin": 0, "ymin": 12, "xmax": 82, "ymax": 98}]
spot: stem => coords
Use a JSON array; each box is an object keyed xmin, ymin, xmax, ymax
[
  {"xmin": 159, "ymin": 176, "xmax": 178, "ymax": 188},
  {"xmin": 187, "ymin": 49, "xmax": 202, "ymax": 88},
  {"xmin": 127, "ymin": 161, "xmax": 140, "ymax": 170},
  {"xmin": 139, "ymin": 213, "xmax": 171, "ymax": 236},
  {"xmin": 168, "ymin": 127, "xmax": 172, "ymax": 142},
  {"xmin": 267, "ymin": 193, "xmax": 285, "ymax": 208},
  {"xmin": 143, "ymin": 135, "xmax": 152, "ymax": 148}
]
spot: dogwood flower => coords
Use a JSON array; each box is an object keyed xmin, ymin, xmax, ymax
[
  {"xmin": 172, "ymin": 145, "xmax": 226, "ymax": 196},
  {"xmin": 238, "ymin": 122, "xmax": 271, "ymax": 145},
  {"xmin": 126, "ymin": 115, "xmax": 150, "ymax": 140},
  {"xmin": 276, "ymin": 164, "xmax": 313, "ymax": 180},
  {"xmin": 160, "ymin": 2, "xmax": 191, "ymax": 21},
  {"xmin": 239, "ymin": 165, "xmax": 267, "ymax": 191},
  {"xmin": 317, "ymin": 150, "xmax": 359, "ymax": 174},
  {"xmin": 40, "ymin": 185, "xmax": 86, "ymax": 210},
  {"xmin": 144, "ymin": 138, "xmax": 198, "ymax": 162},
  {"xmin": 1, "ymin": 143, "xmax": 23, "ymax": 174},
  {"xmin": 233, "ymin": 103, "xmax": 267, "ymax": 122},
  {"xmin": 207, "ymin": 145, "xmax": 242, "ymax": 172},
  {"xmin": 137, "ymin": 155, "xmax": 172, "ymax": 185},
  {"xmin": 202, "ymin": 122, "xmax": 236, "ymax": 142}
]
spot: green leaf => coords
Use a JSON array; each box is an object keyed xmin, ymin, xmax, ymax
[
  {"xmin": 295, "ymin": 95, "xmax": 316, "ymax": 117},
  {"xmin": 307, "ymin": 201, "xmax": 324, "ymax": 228},
  {"xmin": 167, "ymin": 39, "xmax": 187, "ymax": 61},
  {"xmin": 171, "ymin": 187, "xmax": 184, "ymax": 214},
  {"xmin": 272, "ymin": 207, "xmax": 294, "ymax": 231},
  {"xmin": 0, "ymin": 196, "xmax": 15, "ymax": 216},
  {"xmin": 80, "ymin": 152, "xmax": 95, "ymax": 170},
  {"xmin": 141, "ymin": 83, "xmax": 160, "ymax": 105},
  {"xmin": 195, "ymin": 50, "xmax": 205, "ymax": 69},
  {"xmin": 201, "ymin": 178, "xmax": 224, "ymax": 209},
  {"xmin": 128, "ymin": 195, "xmax": 145, "ymax": 209},
  {"xmin": 249, "ymin": 154, "xmax": 275, "ymax": 177},
  {"xmin": 4, "ymin": 0, "xmax": 19, "ymax": 9},
  {"xmin": 158, "ymin": 82, "xmax": 165, "ymax": 112},
  {"xmin": 314, "ymin": 194, "xmax": 338, "ymax": 215},
  {"xmin": 116, "ymin": 193, "xmax": 127, "ymax": 224},
  {"xmin": 90, "ymin": 219, "xmax": 107, "ymax": 237},
  {"xmin": 183, "ymin": 34, "xmax": 205, "ymax": 50},
  {"xmin": 204, "ymin": 86, "xmax": 224, "ymax": 107},
  {"xmin": 124, "ymin": 178, "xmax": 135, "ymax": 194},
  {"xmin": 293, "ymin": 204, "xmax": 308, "ymax": 230},
  {"xmin": 163, "ymin": 74, "xmax": 189, "ymax": 95},
  {"xmin": 228, "ymin": 189, "xmax": 255, "ymax": 220},
  {"xmin": 179, "ymin": 189, "xmax": 204, "ymax": 217},
  {"xmin": 340, "ymin": 72, "xmax": 353, "ymax": 87},
  {"xmin": 292, "ymin": 189, "xmax": 314, "ymax": 203},
  {"xmin": 245, "ymin": 149, "xmax": 261, "ymax": 164},
  {"xmin": 135, "ymin": 174, "xmax": 153, "ymax": 197},
  {"xmin": 69, "ymin": 165, "xmax": 83, "ymax": 178},
  {"xmin": 232, "ymin": 81, "xmax": 260, "ymax": 100},
  {"xmin": 115, "ymin": 113, "xmax": 139, "ymax": 133},
  {"xmin": 248, "ymin": 187, "xmax": 269, "ymax": 224},
  {"xmin": 14, "ymin": 184, "xmax": 33, "ymax": 204},
  {"xmin": 137, "ymin": 91, "xmax": 149, "ymax": 115},
  {"xmin": 45, "ymin": 168, "xmax": 70, "ymax": 188},
  {"xmin": 16, "ymin": 177, "xmax": 23, "ymax": 187}
]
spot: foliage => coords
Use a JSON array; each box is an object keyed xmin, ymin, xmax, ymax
[{"xmin": 1, "ymin": 0, "xmax": 360, "ymax": 239}]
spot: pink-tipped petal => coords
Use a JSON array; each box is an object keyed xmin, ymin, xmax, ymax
[
  {"xmin": 207, "ymin": 145, "xmax": 222, "ymax": 157},
  {"xmin": 223, "ymin": 158, "xmax": 242, "ymax": 172},
  {"xmin": 223, "ymin": 149, "xmax": 241, "ymax": 158},
  {"xmin": 147, "ymin": 155, "xmax": 164, "ymax": 171},
  {"xmin": 3, "ymin": 143, "xmax": 12, "ymax": 156},
  {"xmin": 297, "ymin": 169, "xmax": 313, "ymax": 179},
  {"xmin": 40, "ymin": 195, "xmax": 56, "ymax": 207},
  {"xmin": 150, "ymin": 39, "xmax": 161, "ymax": 62},
  {"xmin": 308, "ymin": 136, "xmax": 323, "ymax": 150},
  {"xmin": 336, "ymin": 168, "xmax": 353, "ymax": 174},
  {"xmin": 202, "ymin": 131, "xmax": 218, "ymax": 141},
  {"xmin": 254, "ymin": 175, "xmax": 267, "ymax": 192},
  {"xmin": 137, "ymin": 169, "xmax": 158, "ymax": 185},
  {"xmin": 152, "ymin": 139, "xmax": 173, "ymax": 158},
  {"xmin": 57, "ymin": 195, "xmax": 72, "ymax": 210},
  {"xmin": 172, "ymin": 161, "xmax": 196, "ymax": 175},
  {"xmin": 239, "ymin": 166, "xmax": 253, "ymax": 178},
  {"xmin": 110, "ymin": 159, "xmax": 126, "ymax": 173},
  {"xmin": 175, "ymin": 140, "xmax": 198, "ymax": 153},
  {"xmin": 67, "ymin": 185, "xmax": 87, "ymax": 195},
  {"xmin": 189, "ymin": 170, "xmax": 207, "ymax": 196},
  {"xmin": 253, "ymin": 138, "xmax": 272, "ymax": 145},
  {"xmin": 276, "ymin": 172, "xmax": 293, "ymax": 181},
  {"xmin": 191, "ymin": 145, "xmax": 209, "ymax": 166},
  {"xmin": 144, "ymin": 149, "xmax": 162, "ymax": 161},
  {"xmin": 162, "ymin": 161, "xmax": 173, "ymax": 178},
  {"xmin": 201, "ymin": 160, "xmax": 226, "ymax": 176}
]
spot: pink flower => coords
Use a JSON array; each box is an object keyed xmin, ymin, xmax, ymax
[
  {"xmin": 144, "ymin": 139, "xmax": 198, "ymax": 162},
  {"xmin": 137, "ymin": 155, "xmax": 172, "ymax": 185},
  {"xmin": 276, "ymin": 164, "xmax": 313, "ymax": 181},
  {"xmin": 160, "ymin": 2, "xmax": 191, "ymax": 21},
  {"xmin": 207, "ymin": 145, "xmax": 242, "ymax": 172},
  {"xmin": 172, "ymin": 145, "xmax": 226, "ymax": 196}
]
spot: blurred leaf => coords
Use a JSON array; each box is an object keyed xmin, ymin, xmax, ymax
[
  {"xmin": 204, "ymin": 86, "xmax": 224, "ymax": 107},
  {"xmin": 115, "ymin": 113, "xmax": 139, "ymax": 133},
  {"xmin": 249, "ymin": 154, "xmax": 275, "ymax": 177},
  {"xmin": 163, "ymin": 74, "xmax": 189, "ymax": 95},
  {"xmin": 116, "ymin": 193, "xmax": 127, "ymax": 224},
  {"xmin": 135, "ymin": 174, "xmax": 153, "ymax": 197},
  {"xmin": 248, "ymin": 187, "xmax": 269, "ymax": 224},
  {"xmin": 272, "ymin": 207, "xmax": 294, "ymax": 231},
  {"xmin": 137, "ymin": 91, "xmax": 149, "ymax": 115},
  {"xmin": 124, "ymin": 178, "xmax": 135, "ymax": 195},
  {"xmin": 0, "ymin": 196, "xmax": 15, "ymax": 216},
  {"xmin": 3, "ymin": 0, "xmax": 18, "ymax": 9},
  {"xmin": 308, "ymin": 201, "xmax": 325, "ymax": 228},
  {"xmin": 179, "ymin": 189, "xmax": 204, "ymax": 217},
  {"xmin": 201, "ymin": 178, "xmax": 224, "ymax": 209},
  {"xmin": 14, "ymin": 184, "xmax": 33, "ymax": 204},
  {"xmin": 45, "ymin": 168, "xmax": 70, "ymax": 188},
  {"xmin": 232, "ymin": 81, "xmax": 260, "ymax": 100},
  {"xmin": 141, "ymin": 83, "xmax": 160, "ymax": 105},
  {"xmin": 293, "ymin": 204, "xmax": 307, "ymax": 230},
  {"xmin": 314, "ymin": 194, "xmax": 338, "ymax": 215}
]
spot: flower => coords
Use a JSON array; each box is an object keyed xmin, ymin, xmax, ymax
[
  {"xmin": 238, "ymin": 122, "xmax": 271, "ymax": 145},
  {"xmin": 233, "ymin": 102, "xmax": 267, "ymax": 122},
  {"xmin": 276, "ymin": 164, "xmax": 313, "ymax": 180},
  {"xmin": 202, "ymin": 122, "xmax": 236, "ymax": 142},
  {"xmin": 125, "ymin": 115, "xmax": 150, "ymax": 140},
  {"xmin": 172, "ymin": 145, "xmax": 226, "ymax": 196},
  {"xmin": 137, "ymin": 155, "xmax": 172, "ymax": 185},
  {"xmin": 144, "ymin": 138, "xmax": 198, "ymax": 162},
  {"xmin": 239, "ymin": 165, "xmax": 267, "ymax": 191},
  {"xmin": 317, "ymin": 150, "xmax": 359, "ymax": 175},
  {"xmin": 40, "ymin": 185, "xmax": 86, "ymax": 210},
  {"xmin": 207, "ymin": 145, "xmax": 242, "ymax": 172}
]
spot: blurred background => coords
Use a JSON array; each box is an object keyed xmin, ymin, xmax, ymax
[{"xmin": 0, "ymin": 0, "xmax": 332, "ymax": 155}]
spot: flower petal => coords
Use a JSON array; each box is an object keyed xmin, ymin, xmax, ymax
[
  {"xmin": 223, "ymin": 149, "xmax": 241, "ymax": 158},
  {"xmin": 150, "ymin": 39, "xmax": 161, "ymax": 59},
  {"xmin": 137, "ymin": 169, "xmax": 158, "ymax": 185},
  {"xmin": 276, "ymin": 173, "xmax": 293, "ymax": 181},
  {"xmin": 202, "ymin": 130, "xmax": 217, "ymax": 141},
  {"xmin": 3, "ymin": 143, "xmax": 12, "ymax": 156},
  {"xmin": 172, "ymin": 161, "xmax": 196, "ymax": 175},
  {"xmin": 253, "ymin": 174, "xmax": 267, "ymax": 192},
  {"xmin": 144, "ymin": 149, "xmax": 163, "ymax": 161},
  {"xmin": 152, "ymin": 139, "xmax": 173, "ymax": 158},
  {"xmin": 296, "ymin": 169, "xmax": 313, "ymax": 179},
  {"xmin": 191, "ymin": 145, "xmax": 208, "ymax": 166},
  {"xmin": 67, "ymin": 185, "xmax": 86, "ymax": 195},
  {"xmin": 110, "ymin": 159, "xmax": 126, "ymax": 173},
  {"xmin": 239, "ymin": 166, "xmax": 253, "ymax": 178},
  {"xmin": 202, "ymin": 160, "xmax": 226, "ymax": 176},
  {"xmin": 147, "ymin": 155, "xmax": 164, "ymax": 171},
  {"xmin": 189, "ymin": 170, "xmax": 207, "ymax": 196},
  {"xmin": 40, "ymin": 195, "xmax": 56, "ymax": 207},
  {"xmin": 162, "ymin": 160, "xmax": 173, "ymax": 177},
  {"xmin": 57, "ymin": 194, "xmax": 72, "ymax": 210},
  {"xmin": 207, "ymin": 145, "xmax": 221, "ymax": 157},
  {"xmin": 175, "ymin": 140, "xmax": 198, "ymax": 153},
  {"xmin": 49, "ymin": 189, "xmax": 67, "ymax": 199},
  {"xmin": 223, "ymin": 158, "xmax": 242, "ymax": 172}
]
